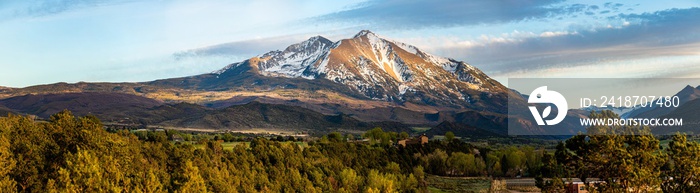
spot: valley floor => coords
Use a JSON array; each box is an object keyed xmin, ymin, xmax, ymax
[{"xmin": 426, "ymin": 176, "xmax": 540, "ymax": 193}]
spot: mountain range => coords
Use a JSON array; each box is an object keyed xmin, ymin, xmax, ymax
[
  {"xmin": 149, "ymin": 30, "xmax": 509, "ymax": 111},
  {"xmin": 623, "ymin": 85, "xmax": 700, "ymax": 118},
  {"xmin": 625, "ymin": 85, "xmax": 700, "ymax": 134},
  {"xmin": 576, "ymin": 84, "xmax": 700, "ymax": 135},
  {"xmin": 0, "ymin": 30, "xmax": 582, "ymax": 136}
]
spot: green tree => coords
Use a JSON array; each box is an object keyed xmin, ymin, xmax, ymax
[
  {"xmin": 562, "ymin": 111, "xmax": 666, "ymax": 192},
  {"xmin": 143, "ymin": 168, "xmax": 165, "ymax": 193},
  {"xmin": 504, "ymin": 147, "xmax": 525, "ymax": 177},
  {"xmin": 486, "ymin": 152, "xmax": 504, "ymax": 177},
  {"xmin": 447, "ymin": 152, "xmax": 473, "ymax": 176},
  {"xmin": 345, "ymin": 134, "xmax": 354, "ymax": 142},
  {"xmin": 662, "ymin": 133, "xmax": 700, "ymax": 192},
  {"xmin": 474, "ymin": 156, "xmax": 487, "ymax": 176},
  {"xmin": 535, "ymin": 153, "xmax": 566, "ymax": 192},
  {"xmin": 338, "ymin": 168, "xmax": 361, "ymax": 193},
  {"xmin": 444, "ymin": 131, "xmax": 455, "ymax": 142},
  {"xmin": 146, "ymin": 131, "xmax": 168, "ymax": 143},
  {"xmin": 327, "ymin": 132, "xmax": 343, "ymax": 142},
  {"xmin": 385, "ymin": 162, "xmax": 401, "ymax": 174},
  {"xmin": 424, "ymin": 149, "xmax": 448, "ymax": 175},
  {"xmin": 9, "ymin": 114, "xmax": 59, "ymax": 191},
  {"xmin": 221, "ymin": 133, "xmax": 235, "ymax": 142},
  {"xmin": 399, "ymin": 132, "xmax": 409, "ymax": 140},
  {"xmin": 319, "ymin": 135, "xmax": 329, "ymax": 143},
  {"xmin": 175, "ymin": 161, "xmax": 207, "ymax": 193},
  {"xmin": 55, "ymin": 149, "xmax": 123, "ymax": 192},
  {"xmin": 413, "ymin": 166, "xmax": 427, "ymax": 190},
  {"xmin": 0, "ymin": 135, "xmax": 17, "ymax": 192},
  {"xmin": 363, "ymin": 127, "xmax": 390, "ymax": 145},
  {"xmin": 365, "ymin": 170, "xmax": 396, "ymax": 193},
  {"xmin": 535, "ymin": 176, "xmax": 565, "ymax": 193}
]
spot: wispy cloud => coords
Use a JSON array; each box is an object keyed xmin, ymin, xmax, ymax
[
  {"xmin": 409, "ymin": 7, "xmax": 700, "ymax": 77},
  {"xmin": 3, "ymin": 0, "xmax": 135, "ymax": 18},
  {"xmin": 313, "ymin": 0, "xmax": 578, "ymax": 30},
  {"xmin": 171, "ymin": 30, "xmax": 358, "ymax": 62},
  {"xmin": 172, "ymin": 36, "xmax": 304, "ymax": 61},
  {"xmin": 615, "ymin": 7, "xmax": 700, "ymax": 46}
]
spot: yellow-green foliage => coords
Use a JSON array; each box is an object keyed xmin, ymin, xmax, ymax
[{"xmin": 0, "ymin": 111, "xmax": 423, "ymax": 192}]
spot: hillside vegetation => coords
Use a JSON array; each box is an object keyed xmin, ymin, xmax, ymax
[
  {"xmin": 1, "ymin": 110, "xmax": 698, "ymax": 192},
  {"xmin": 0, "ymin": 111, "xmax": 426, "ymax": 192},
  {"xmin": 0, "ymin": 110, "xmax": 544, "ymax": 192}
]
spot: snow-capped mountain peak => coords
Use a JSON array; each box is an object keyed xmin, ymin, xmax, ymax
[
  {"xmin": 213, "ymin": 30, "xmax": 504, "ymax": 106},
  {"xmin": 254, "ymin": 35, "xmax": 333, "ymax": 78},
  {"xmin": 347, "ymin": 30, "xmax": 478, "ymax": 82},
  {"xmin": 353, "ymin": 30, "xmax": 377, "ymax": 39}
]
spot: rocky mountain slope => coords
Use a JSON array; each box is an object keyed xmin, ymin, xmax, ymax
[
  {"xmin": 0, "ymin": 92, "xmax": 163, "ymax": 118},
  {"xmin": 0, "ymin": 92, "xmax": 409, "ymax": 133},
  {"xmin": 149, "ymin": 30, "xmax": 509, "ymax": 112}
]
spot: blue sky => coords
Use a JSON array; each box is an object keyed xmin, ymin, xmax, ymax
[{"xmin": 1, "ymin": 0, "xmax": 699, "ymax": 88}]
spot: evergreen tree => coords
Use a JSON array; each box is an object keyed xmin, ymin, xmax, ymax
[
  {"xmin": 562, "ymin": 111, "xmax": 666, "ymax": 192},
  {"xmin": 175, "ymin": 161, "xmax": 207, "ymax": 193},
  {"xmin": 0, "ymin": 135, "xmax": 17, "ymax": 193},
  {"xmin": 662, "ymin": 133, "xmax": 700, "ymax": 192}
]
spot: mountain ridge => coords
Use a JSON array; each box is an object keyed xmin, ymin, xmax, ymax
[
  {"xmin": 151, "ymin": 30, "xmax": 509, "ymax": 111},
  {"xmin": 0, "ymin": 30, "xmax": 547, "ymax": 136},
  {"xmin": 624, "ymin": 85, "xmax": 700, "ymax": 119}
]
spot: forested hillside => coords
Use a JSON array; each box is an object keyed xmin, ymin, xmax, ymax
[
  {"xmin": 0, "ymin": 111, "xmax": 425, "ymax": 192},
  {"xmin": 0, "ymin": 111, "xmax": 500, "ymax": 192},
  {"xmin": 0, "ymin": 110, "xmax": 698, "ymax": 192}
]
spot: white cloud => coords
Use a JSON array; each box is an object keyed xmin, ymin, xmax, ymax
[{"xmin": 539, "ymin": 31, "xmax": 577, "ymax": 37}]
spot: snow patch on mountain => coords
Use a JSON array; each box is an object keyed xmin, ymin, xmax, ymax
[
  {"xmin": 392, "ymin": 41, "xmax": 418, "ymax": 55},
  {"xmin": 399, "ymin": 84, "xmax": 414, "ymax": 95},
  {"xmin": 257, "ymin": 36, "xmax": 332, "ymax": 78},
  {"xmin": 354, "ymin": 30, "xmax": 414, "ymax": 83}
]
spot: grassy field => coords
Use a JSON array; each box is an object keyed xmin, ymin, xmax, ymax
[
  {"xmin": 411, "ymin": 127, "xmax": 432, "ymax": 133},
  {"xmin": 193, "ymin": 141, "xmax": 307, "ymax": 150},
  {"xmin": 426, "ymin": 175, "xmax": 492, "ymax": 193},
  {"xmin": 431, "ymin": 135, "xmax": 461, "ymax": 141}
]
